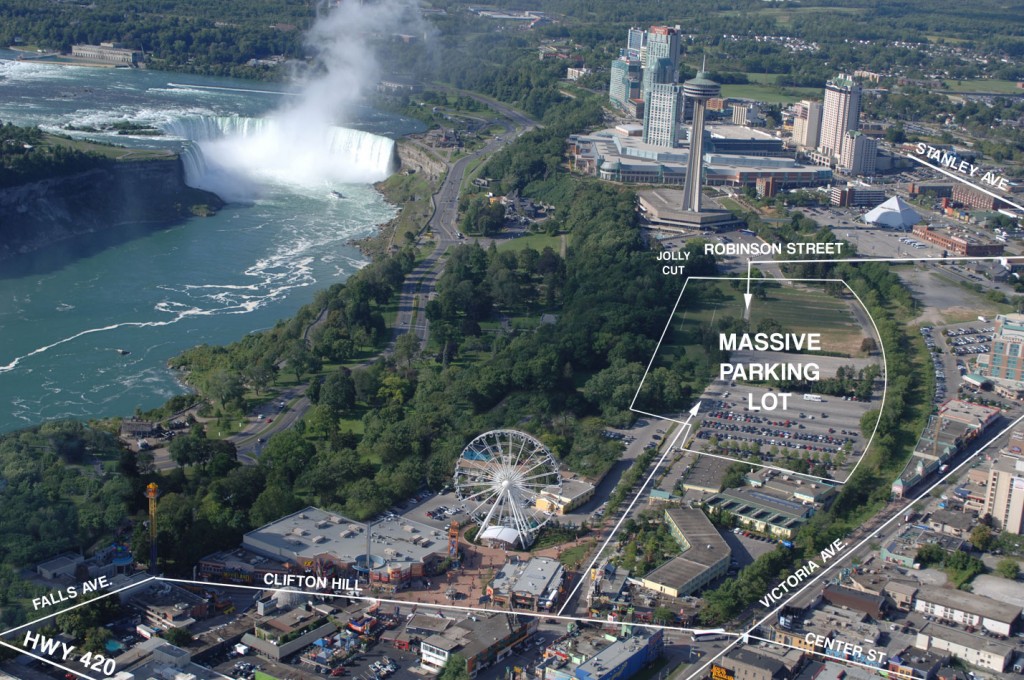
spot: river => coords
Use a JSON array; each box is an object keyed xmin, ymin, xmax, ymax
[{"xmin": 0, "ymin": 52, "xmax": 423, "ymax": 433}]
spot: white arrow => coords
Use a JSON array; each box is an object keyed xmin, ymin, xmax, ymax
[
  {"xmin": 744, "ymin": 261, "xmax": 753, "ymax": 312},
  {"xmin": 556, "ymin": 401, "xmax": 702, "ymax": 616}
]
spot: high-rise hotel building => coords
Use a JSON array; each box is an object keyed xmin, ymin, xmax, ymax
[
  {"xmin": 985, "ymin": 313, "xmax": 1024, "ymax": 383},
  {"xmin": 983, "ymin": 453, "xmax": 1024, "ymax": 534},
  {"xmin": 792, "ymin": 100, "xmax": 823, "ymax": 149},
  {"xmin": 818, "ymin": 74, "xmax": 862, "ymax": 160}
]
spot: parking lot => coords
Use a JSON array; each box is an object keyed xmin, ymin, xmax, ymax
[{"xmin": 688, "ymin": 384, "xmax": 877, "ymax": 482}]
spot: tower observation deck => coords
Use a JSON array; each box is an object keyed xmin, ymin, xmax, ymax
[{"xmin": 681, "ymin": 72, "xmax": 720, "ymax": 212}]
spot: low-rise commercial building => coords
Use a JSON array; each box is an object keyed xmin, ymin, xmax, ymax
[
  {"xmin": 538, "ymin": 628, "xmax": 663, "ymax": 680},
  {"xmin": 880, "ymin": 526, "xmax": 966, "ymax": 568},
  {"xmin": 241, "ymin": 604, "xmax": 338, "ymax": 661},
  {"xmin": 536, "ymin": 479, "xmax": 595, "ymax": 515},
  {"xmin": 703, "ymin": 487, "xmax": 813, "ymax": 539},
  {"xmin": 128, "ymin": 582, "xmax": 209, "ymax": 631},
  {"xmin": 915, "ymin": 621, "xmax": 1017, "ymax": 673},
  {"xmin": 420, "ymin": 613, "xmax": 536, "ymax": 677},
  {"xmin": 911, "ymin": 224, "xmax": 1005, "ymax": 256},
  {"xmin": 488, "ymin": 556, "xmax": 565, "ymax": 611},
  {"xmin": 913, "ymin": 586, "xmax": 1022, "ymax": 636},
  {"xmin": 719, "ymin": 648, "xmax": 790, "ymax": 680},
  {"xmin": 821, "ymin": 584, "xmax": 886, "ymax": 619},
  {"xmin": 892, "ymin": 400, "xmax": 1000, "ymax": 498},
  {"xmin": 640, "ymin": 508, "xmax": 730, "ymax": 597},
  {"xmin": 199, "ymin": 507, "xmax": 451, "ymax": 590}
]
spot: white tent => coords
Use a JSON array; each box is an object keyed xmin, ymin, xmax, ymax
[{"xmin": 864, "ymin": 196, "xmax": 923, "ymax": 229}]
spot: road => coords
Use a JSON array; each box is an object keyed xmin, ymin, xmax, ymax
[{"xmin": 391, "ymin": 91, "xmax": 537, "ymax": 349}]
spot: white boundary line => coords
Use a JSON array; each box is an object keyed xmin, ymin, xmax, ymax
[
  {"xmin": 681, "ymin": 411, "xmax": 1024, "ymax": 680},
  {"xmin": 904, "ymin": 152, "xmax": 1024, "ymax": 213},
  {"xmin": 629, "ymin": 275, "xmax": 888, "ymax": 486},
  {"xmin": 630, "ymin": 284, "xmax": 688, "ymax": 415},
  {"xmin": 557, "ymin": 412, "xmax": 697, "ymax": 616},
  {"xmin": 0, "ymin": 638, "xmax": 102, "ymax": 680},
  {"xmin": 156, "ymin": 576, "xmax": 734, "ymax": 639},
  {"xmin": 10, "ymin": 402, "xmax": 1016, "ymax": 680},
  {"xmin": 0, "ymin": 574, "xmax": 159, "ymax": 639},
  {"xmin": 741, "ymin": 633, "xmax": 915, "ymax": 680}
]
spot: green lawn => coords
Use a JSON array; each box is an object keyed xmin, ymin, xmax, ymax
[
  {"xmin": 495, "ymin": 232, "xmax": 567, "ymax": 253},
  {"xmin": 749, "ymin": 282, "xmax": 867, "ymax": 356},
  {"xmin": 556, "ymin": 541, "xmax": 595, "ymax": 569},
  {"xmin": 720, "ymin": 84, "xmax": 821, "ymax": 104},
  {"xmin": 43, "ymin": 133, "xmax": 176, "ymax": 161},
  {"xmin": 718, "ymin": 197, "xmax": 747, "ymax": 214},
  {"xmin": 942, "ymin": 79, "xmax": 1024, "ymax": 94},
  {"xmin": 715, "ymin": 5, "xmax": 865, "ymax": 24},
  {"xmin": 742, "ymin": 72, "xmax": 781, "ymax": 85},
  {"xmin": 378, "ymin": 170, "xmax": 437, "ymax": 243}
]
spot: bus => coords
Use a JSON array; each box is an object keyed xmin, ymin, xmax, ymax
[{"xmin": 690, "ymin": 628, "xmax": 728, "ymax": 642}]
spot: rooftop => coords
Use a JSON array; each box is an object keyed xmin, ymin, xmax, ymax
[
  {"xmin": 243, "ymin": 506, "xmax": 447, "ymax": 574},
  {"xmin": 917, "ymin": 621, "xmax": 1016, "ymax": 657},
  {"xmin": 664, "ymin": 507, "xmax": 730, "ymax": 566},
  {"xmin": 576, "ymin": 629, "xmax": 661, "ymax": 676},
  {"xmin": 542, "ymin": 478, "xmax": 594, "ymax": 502},
  {"xmin": 490, "ymin": 557, "xmax": 564, "ymax": 599},
  {"xmin": 723, "ymin": 647, "xmax": 786, "ymax": 676},
  {"xmin": 916, "ymin": 585, "xmax": 1023, "ymax": 624}
]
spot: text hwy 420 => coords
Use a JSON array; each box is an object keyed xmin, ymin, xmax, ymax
[{"xmin": 23, "ymin": 632, "xmax": 117, "ymax": 677}]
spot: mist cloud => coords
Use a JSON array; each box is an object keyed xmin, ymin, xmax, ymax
[{"xmin": 187, "ymin": 0, "xmax": 424, "ymax": 200}]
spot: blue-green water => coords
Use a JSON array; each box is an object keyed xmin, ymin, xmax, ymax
[{"xmin": 0, "ymin": 52, "xmax": 422, "ymax": 432}]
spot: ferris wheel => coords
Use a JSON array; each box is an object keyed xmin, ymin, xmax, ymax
[{"xmin": 453, "ymin": 430, "xmax": 561, "ymax": 549}]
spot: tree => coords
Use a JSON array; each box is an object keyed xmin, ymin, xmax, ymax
[
  {"xmin": 169, "ymin": 430, "xmax": 213, "ymax": 469},
  {"xmin": 320, "ymin": 369, "xmax": 356, "ymax": 415},
  {"xmin": 202, "ymin": 369, "xmax": 244, "ymax": 410},
  {"xmin": 916, "ymin": 543, "xmax": 944, "ymax": 566},
  {"xmin": 970, "ymin": 525, "xmax": 994, "ymax": 552},
  {"xmin": 652, "ymin": 606, "xmax": 676, "ymax": 625},
  {"xmin": 164, "ymin": 627, "xmax": 193, "ymax": 647},
  {"xmin": 285, "ymin": 341, "xmax": 320, "ymax": 383},
  {"xmin": 393, "ymin": 332, "xmax": 420, "ymax": 371},
  {"xmin": 249, "ymin": 485, "xmax": 304, "ymax": 526},
  {"xmin": 81, "ymin": 627, "xmax": 113, "ymax": 654},
  {"xmin": 243, "ymin": 361, "xmax": 277, "ymax": 395},
  {"xmin": 996, "ymin": 558, "xmax": 1020, "ymax": 580},
  {"xmin": 439, "ymin": 654, "xmax": 470, "ymax": 680}
]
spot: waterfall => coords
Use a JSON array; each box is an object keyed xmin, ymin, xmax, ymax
[{"xmin": 163, "ymin": 115, "xmax": 397, "ymax": 201}]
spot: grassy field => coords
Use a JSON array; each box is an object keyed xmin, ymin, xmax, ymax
[
  {"xmin": 942, "ymin": 79, "xmax": 1024, "ymax": 94},
  {"xmin": 43, "ymin": 133, "xmax": 176, "ymax": 161},
  {"xmin": 494, "ymin": 231, "xmax": 567, "ymax": 253},
  {"xmin": 720, "ymin": 83, "xmax": 821, "ymax": 104},
  {"xmin": 715, "ymin": 5, "xmax": 865, "ymax": 25},
  {"xmin": 750, "ymin": 283, "xmax": 865, "ymax": 351},
  {"xmin": 651, "ymin": 279, "xmax": 869, "ymax": 371},
  {"xmin": 718, "ymin": 197, "xmax": 747, "ymax": 214}
]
